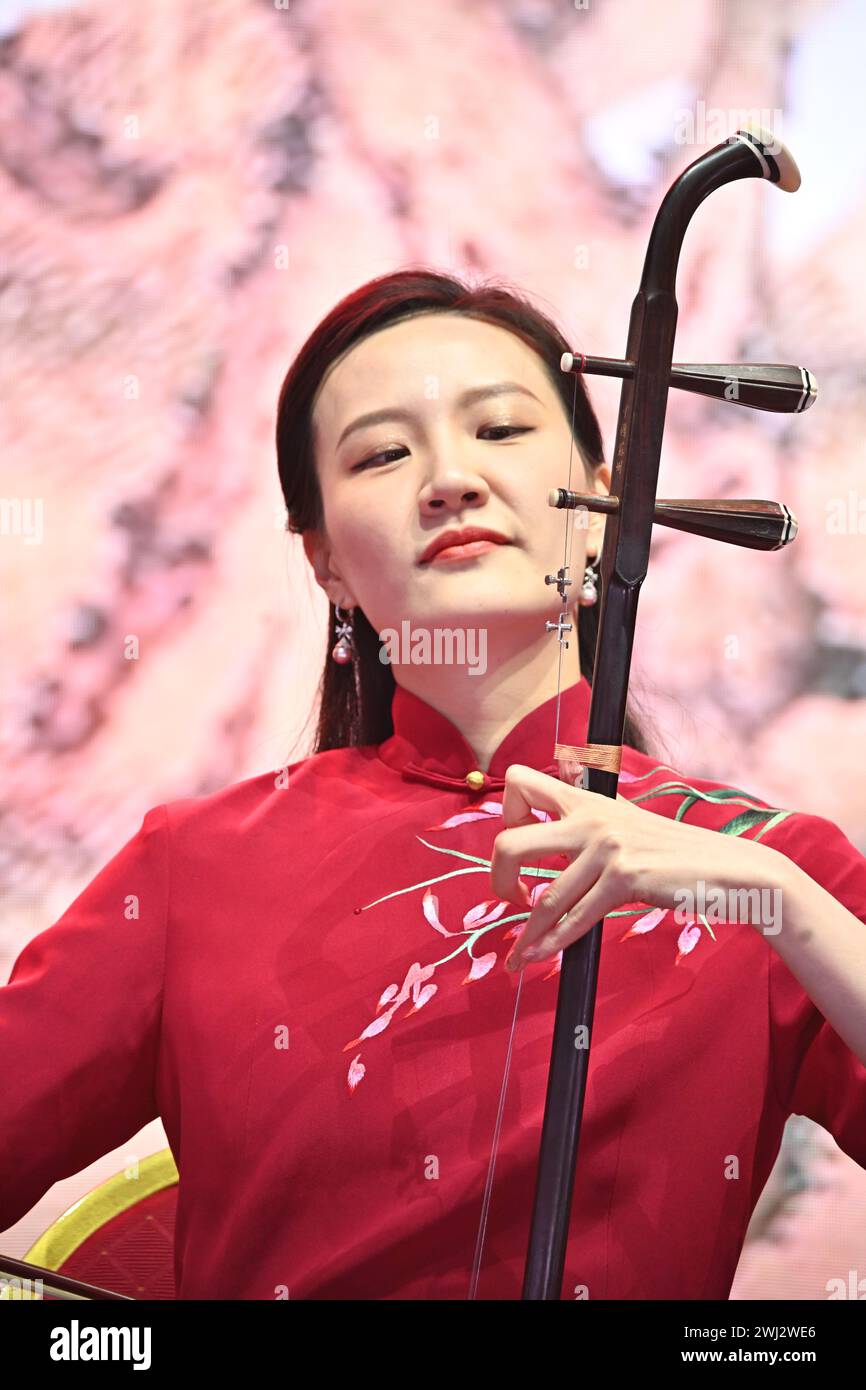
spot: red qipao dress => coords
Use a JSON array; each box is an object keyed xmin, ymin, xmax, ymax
[{"xmin": 2, "ymin": 676, "xmax": 866, "ymax": 1300}]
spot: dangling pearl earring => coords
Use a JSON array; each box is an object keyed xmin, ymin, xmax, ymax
[
  {"xmin": 579, "ymin": 555, "xmax": 599, "ymax": 606},
  {"xmin": 331, "ymin": 603, "xmax": 356, "ymax": 664}
]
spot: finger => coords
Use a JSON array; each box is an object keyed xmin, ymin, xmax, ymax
[
  {"xmin": 501, "ymin": 763, "xmax": 577, "ymax": 829},
  {"xmin": 507, "ymin": 875, "xmax": 613, "ymax": 969},
  {"xmin": 525, "ymin": 878, "xmax": 613, "ymax": 960},
  {"xmin": 505, "ymin": 854, "xmax": 601, "ymax": 966},
  {"xmin": 489, "ymin": 817, "xmax": 586, "ymax": 904}
]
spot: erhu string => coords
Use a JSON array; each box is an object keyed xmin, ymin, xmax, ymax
[{"xmin": 467, "ymin": 370, "xmax": 582, "ymax": 1298}]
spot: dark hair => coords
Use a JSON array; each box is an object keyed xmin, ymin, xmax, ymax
[{"xmin": 276, "ymin": 268, "xmax": 652, "ymax": 757}]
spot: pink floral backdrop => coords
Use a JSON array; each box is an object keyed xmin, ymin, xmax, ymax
[{"xmin": 1, "ymin": 0, "xmax": 865, "ymax": 1298}]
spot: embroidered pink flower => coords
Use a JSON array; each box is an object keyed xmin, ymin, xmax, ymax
[
  {"xmin": 620, "ymin": 906, "xmax": 667, "ymax": 940},
  {"xmin": 463, "ymin": 951, "xmax": 497, "ymax": 983},
  {"xmin": 422, "ymin": 888, "xmax": 456, "ymax": 937},
  {"xmin": 423, "ymin": 888, "xmax": 509, "ymax": 938},
  {"xmin": 503, "ymin": 881, "xmax": 550, "ymax": 940},
  {"xmin": 541, "ymin": 951, "xmax": 563, "ymax": 980},
  {"xmin": 344, "ymin": 891, "xmax": 521, "ymax": 1086},
  {"xmin": 434, "ymin": 800, "xmax": 504, "ymax": 829},
  {"xmin": 344, "ymin": 959, "xmax": 437, "ymax": 1054},
  {"xmin": 433, "ymin": 801, "xmax": 551, "ymax": 830},
  {"xmin": 619, "ymin": 906, "xmax": 706, "ymax": 965},
  {"xmin": 464, "ymin": 898, "xmax": 509, "ymax": 929},
  {"xmin": 343, "ymin": 761, "xmax": 790, "ymax": 1088},
  {"xmin": 376, "ymin": 983, "xmax": 399, "ymax": 1011},
  {"xmin": 347, "ymin": 1054, "xmax": 365, "ymax": 1092},
  {"xmin": 675, "ymin": 923, "xmax": 702, "ymax": 963}
]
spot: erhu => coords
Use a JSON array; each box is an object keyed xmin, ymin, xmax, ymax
[{"xmin": 521, "ymin": 124, "xmax": 813, "ymax": 1299}]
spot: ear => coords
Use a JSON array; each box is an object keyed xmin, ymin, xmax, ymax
[
  {"xmin": 302, "ymin": 530, "xmax": 356, "ymax": 609},
  {"xmin": 586, "ymin": 463, "xmax": 611, "ymax": 559}
]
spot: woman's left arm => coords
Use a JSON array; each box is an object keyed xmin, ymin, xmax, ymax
[{"xmin": 493, "ymin": 763, "xmax": 866, "ymax": 1069}]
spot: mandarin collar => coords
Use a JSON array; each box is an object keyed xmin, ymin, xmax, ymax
[{"xmin": 377, "ymin": 677, "xmax": 593, "ymax": 793}]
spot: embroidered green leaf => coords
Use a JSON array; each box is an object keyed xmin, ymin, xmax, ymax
[
  {"xmin": 358, "ymin": 834, "xmax": 561, "ymax": 914},
  {"xmin": 414, "ymin": 836, "xmax": 567, "ymax": 880},
  {"xmin": 630, "ymin": 782, "xmax": 782, "ymax": 812},
  {"xmin": 697, "ymin": 911, "xmax": 717, "ymax": 942},
  {"xmin": 753, "ymin": 809, "xmax": 795, "ymax": 841},
  {"xmin": 621, "ymin": 763, "xmax": 683, "ymax": 784},
  {"xmin": 718, "ymin": 809, "xmax": 781, "ymax": 837}
]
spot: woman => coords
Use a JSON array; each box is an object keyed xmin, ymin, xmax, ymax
[{"xmin": 3, "ymin": 270, "xmax": 866, "ymax": 1301}]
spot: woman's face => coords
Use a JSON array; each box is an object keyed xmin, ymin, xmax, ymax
[{"xmin": 305, "ymin": 311, "xmax": 608, "ymax": 640}]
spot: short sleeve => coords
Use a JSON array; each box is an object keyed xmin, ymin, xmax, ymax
[
  {"xmin": 766, "ymin": 811, "xmax": 866, "ymax": 1167},
  {"xmin": 0, "ymin": 804, "xmax": 170, "ymax": 1232}
]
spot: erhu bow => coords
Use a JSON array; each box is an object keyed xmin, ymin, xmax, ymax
[
  {"xmin": 0, "ymin": 1251, "xmax": 130, "ymax": 1300},
  {"xmin": 522, "ymin": 124, "xmax": 812, "ymax": 1300}
]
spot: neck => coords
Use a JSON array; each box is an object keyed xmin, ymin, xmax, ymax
[{"xmin": 389, "ymin": 608, "xmax": 585, "ymax": 771}]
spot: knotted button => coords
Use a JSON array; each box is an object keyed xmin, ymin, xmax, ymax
[{"xmin": 465, "ymin": 770, "xmax": 485, "ymax": 791}]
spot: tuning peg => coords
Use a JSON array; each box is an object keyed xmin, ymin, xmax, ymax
[
  {"xmin": 549, "ymin": 490, "xmax": 797, "ymax": 551},
  {"xmin": 561, "ymin": 353, "xmax": 817, "ymax": 414}
]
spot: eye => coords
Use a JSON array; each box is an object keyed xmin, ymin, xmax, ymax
[
  {"xmin": 350, "ymin": 446, "xmax": 408, "ymax": 473},
  {"xmin": 349, "ymin": 425, "xmax": 533, "ymax": 472},
  {"xmin": 481, "ymin": 425, "xmax": 532, "ymax": 441}
]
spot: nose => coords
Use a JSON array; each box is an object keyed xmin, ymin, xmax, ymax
[{"xmin": 419, "ymin": 472, "xmax": 490, "ymax": 515}]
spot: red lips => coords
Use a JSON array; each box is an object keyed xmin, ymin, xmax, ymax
[{"xmin": 419, "ymin": 526, "xmax": 511, "ymax": 564}]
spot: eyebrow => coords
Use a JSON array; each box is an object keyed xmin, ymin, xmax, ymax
[{"xmin": 335, "ymin": 381, "xmax": 543, "ymax": 449}]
